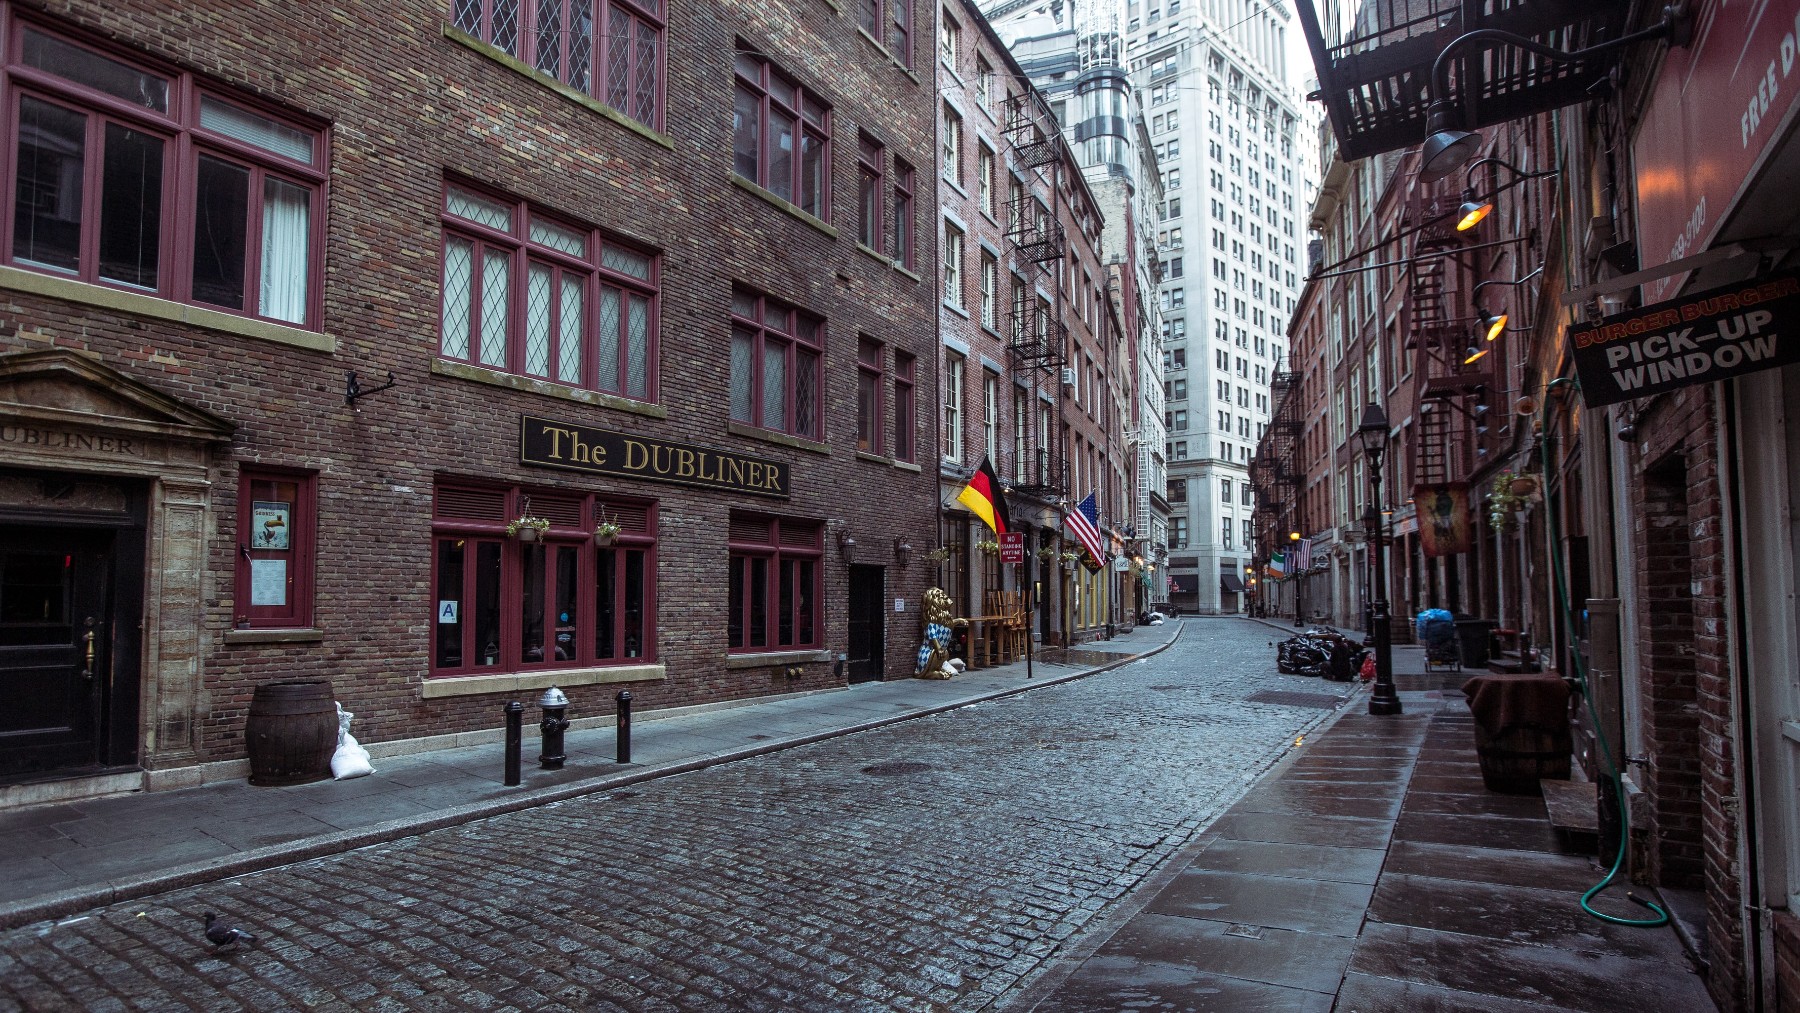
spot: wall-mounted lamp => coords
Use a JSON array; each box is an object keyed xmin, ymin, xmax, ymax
[
  {"xmin": 1476, "ymin": 308, "xmax": 1508, "ymax": 342},
  {"xmin": 837, "ymin": 530, "xmax": 857, "ymax": 564},
  {"xmin": 1455, "ymin": 191, "xmax": 1492, "ymax": 231},
  {"xmin": 893, "ymin": 537, "xmax": 911, "ymax": 568},
  {"xmin": 1463, "ymin": 345, "xmax": 1491, "ymax": 366},
  {"xmin": 1419, "ymin": 8, "xmax": 1692, "ymax": 183}
]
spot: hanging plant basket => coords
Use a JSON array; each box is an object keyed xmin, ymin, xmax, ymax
[
  {"xmin": 506, "ymin": 516, "xmax": 551, "ymax": 542},
  {"xmin": 593, "ymin": 520, "xmax": 622, "ymax": 547},
  {"xmin": 1059, "ymin": 551, "xmax": 1081, "ymax": 570},
  {"xmin": 923, "ymin": 546, "xmax": 953, "ymax": 565},
  {"xmin": 974, "ymin": 539, "xmax": 1002, "ymax": 556},
  {"xmin": 1509, "ymin": 475, "xmax": 1539, "ymax": 497}
]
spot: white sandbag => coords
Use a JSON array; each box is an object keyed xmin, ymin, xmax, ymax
[{"xmin": 331, "ymin": 702, "xmax": 374, "ymax": 779}]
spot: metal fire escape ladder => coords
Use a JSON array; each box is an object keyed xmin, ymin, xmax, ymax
[
  {"xmin": 1405, "ymin": 190, "xmax": 1490, "ymax": 489},
  {"xmin": 1003, "ymin": 94, "xmax": 1069, "ymax": 500}
]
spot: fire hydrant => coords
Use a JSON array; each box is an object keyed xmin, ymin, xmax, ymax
[{"xmin": 538, "ymin": 686, "xmax": 569, "ymax": 769}]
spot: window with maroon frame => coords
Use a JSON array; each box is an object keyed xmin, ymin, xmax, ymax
[
  {"xmin": 5, "ymin": 19, "xmax": 326, "ymax": 326},
  {"xmin": 729, "ymin": 286, "xmax": 822, "ymax": 440},
  {"xmin": 432, "ymin": 483, "xmax": 656, "ymax": 675},
  {"xmin": 440, "ymin": 181, "xmax": 658, "ymax": 401},
  {"xmin": 891, "ymin": 158, "xmax": 915, "ymax": 270},
  {"xmin": 857, "ymin": 337, "xmax": 884, "ymax": 454},
  {"xmin": 732, "ymin": 49, "xmax": 830, "ymax": 219},
  {"xmin": 235, "ymin": 467, "xmax": 316, "ymax": 629},
  {"xmin": 893, "ymin": 349, "xmax": 916, "ymax": 462},
  {"xmin": 727, "ymin": 514, "xmax": 821, "ymax": 652},
  {"xmin": 451, "ymin": 0, "xmax": 664, "ymax": 129},
  {"xmin": 855, "ymin": 0, "xmax": 913, "ymax": 67},
  {"xmin": 857, "ymin": 133, "xmax": 883, "ymax": 251}
]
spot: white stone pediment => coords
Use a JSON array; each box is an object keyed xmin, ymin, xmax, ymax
[{"xmin": 0, "ymin": 349, "xmax": 234, "ymax": 443}]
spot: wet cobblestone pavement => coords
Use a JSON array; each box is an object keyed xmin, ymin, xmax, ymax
[{"xmin": 0, "ymin": 620, "xmax": 1348, "ymax": 1012}]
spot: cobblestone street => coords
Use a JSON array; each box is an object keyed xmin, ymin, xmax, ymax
[{"xmin": 0, "ymin": 620, "xmax": 1350, "ymax": 1012}]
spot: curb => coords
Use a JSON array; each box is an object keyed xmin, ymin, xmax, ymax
[{"xmin": 0, "ymin": 625, "xmax": 1185, "ymax": 932}]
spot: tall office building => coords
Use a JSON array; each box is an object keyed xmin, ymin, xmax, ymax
[{"xmin": 1124, "ymin": 0, "xmax": 1316, "ymax": 612}]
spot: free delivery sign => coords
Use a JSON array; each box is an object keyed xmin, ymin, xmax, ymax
[{"xmin": 1570, "ymin": 271, "xmax": 1800, "ymax": 407}]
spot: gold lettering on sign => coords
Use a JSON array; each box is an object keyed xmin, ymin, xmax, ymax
[
  {"xmin": 520, "ymin": 415, "xmax": 789, "ymax": 498},
  {"xmin": 0, "ymin": 426, "xmax": 140, "ymax": 456}
]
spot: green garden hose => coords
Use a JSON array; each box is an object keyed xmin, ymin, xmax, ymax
[{"xmin": 1539, "ymin": 376, "xmax": 1669, "ymax": 927}]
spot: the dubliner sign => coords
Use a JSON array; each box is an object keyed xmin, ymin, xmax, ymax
[{"xmin": 1570, "ymin": 271, "xmax": 1800, "ymax": 407}]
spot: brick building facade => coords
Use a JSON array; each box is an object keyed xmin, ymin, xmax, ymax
[{"xmin": 0, "ymin": 0, "xmax": 943, "ymax": 800}]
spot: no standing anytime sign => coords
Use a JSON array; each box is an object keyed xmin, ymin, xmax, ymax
[{"xmin": 1571, "ymin": 271, "xmax": 1800, "ymax": 408}]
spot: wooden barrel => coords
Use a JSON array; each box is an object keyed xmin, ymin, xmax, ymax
[
  {"xmin": 246, "ymin": 680, "xmax": 337, "ymax": 786},
  {"xmin": 1474, "ymin": 723, "xmax": 1571, "ymax": 795}
]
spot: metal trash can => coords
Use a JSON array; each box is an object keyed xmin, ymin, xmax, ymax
[{"xmin": 1454, "ymin": 618, "xmax": 1496, "ymax": 668}]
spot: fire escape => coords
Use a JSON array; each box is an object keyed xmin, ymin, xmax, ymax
[
  {"xmin": 1405, "ymin": 190, "xmax": 1490, "ymax": 490},
  {"xmin": 1003, "ymin": 91, "xmax": 1068, "ymax": 501},
  {"xmin": 1251, "ymin": 363, "xmax": 1302, "ymax": 572}
]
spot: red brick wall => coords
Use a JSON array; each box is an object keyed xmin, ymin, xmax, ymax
[
  {"xmin": 1775, "ymin": 911, "xmax": 1800, "ymax": 1011},
  {"xmin": 7, "ymin": 0, "xmax": 944, "ymax": 762}
]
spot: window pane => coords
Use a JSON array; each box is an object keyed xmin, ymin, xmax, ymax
[
  {"xmin": 568, "ymin": 0, "xmax": 594, "ymax": 92},
  {"xmin": 435, "ymin": 540, "xmax": 465, "ymax": 668},
  {"xmin": 535, "ymin": 0, "xmax": 563, "ymax": 77},
  {"xmin": 520, "ymin": 541, "xmax": 546, "ymax": 662},
  {"xmin": 858, "ymin": 167, "xmax": 877, "ymax": 246},
  {"xmin": 800, "ymin": 130, "xmax": 824, "ymax": 216},
  {"xmin": 492, "ymin": 0, "xmax": 521, "ymax": 54},
  {"xmin": 558, "ymin": 275, "xmax": 584, "ymax": 384},
  {"xmin": 601, "ymin": 244, "xmax": 650, "ymax": 280},
  {"xmin": 732, "ymin": 85, "xmax": 759, "ymax": 182},
  {"xmin": 446, "ymin": 186, "xmax": 513, "ymax": 231},
  {"xmin": 23, "ymin": 29, "xmax": 168, "ymax": 112},
  {"xmin": 525, "ymin": 262, "xmax": 553, "ymax": 376},
  {"xmin": 857, "ymin": 369, "xmax": 875, "ymax": 451},
  {"xmin": 596, "ymin": 547, "xmax": 616, "ymax": 658},
  {"xmin": 474, "ymin": 540, "xmax": 503, "ymax": 666},
  {"xmin": 798, "ymin": 559, "xmax": 815, "ymax": 644},
  {"xmin": 730, "ymin": 325, "xmax": 754, "ymax": 422},
  {"xmin": 198, "ymin": 96, "xmax": 314, "ymax": 164},
  {"xmin": 606, "ymin": 8, "xmax": 632, "ymax": 113},
  {"xmin": 259, "ymin": 177, "xmax": 309, "ymax": 323},
  {"xmin": 761, "ymin": 341, "xmax": 786, "ymax": 430},
  {"xmin": 479, "ymin": 247, "xmax": 510, "ymax": 367},
  {"xmin": 598, "ymin": 287, "xmax": 621, "ymax": 392},
  {"xmin": 633, "ymin": 19, "xmax": 658, "ymax": 125},
  {"xmin": 749, "ymin": 556, "xmax": 767, "ymax": 647},
  {"xmin": 191, "ymin": 155, "xmax": 249, "ymax": 310},
  {"xmin": 623, "ymin": 548, "xmax": 644, "ymax": 658},
  {"xmin": 13, "ymin": 97, "xmax": 86, "ymax": 274},
  {"xmin": 97, "ymin": 123, "xmax": 163, "ymax": 290},
  {"xmin": 727, "ymin": 555, "xmax": 743, "ymax": 648},
  {"xmin": 794, "ymin": 348, "xmax": 818, "ymax": 438},
  {"xmin": 530, "ymin": 217, "xmax": 586, "ymax": 257},
  {"xmin": 554, "ymin": 546, "xmax": 578, "ymax": 662},
  {"xmin": 441, "ymin": 237, "xmax": 473, "ymax": 358},
  {"xmin": 769, "ymin": 110, "xmax": 796, "ymax": 202},
  {"xmin": 778, "ymin": 559, "xmax": 794, "ymax": 646},
  {"xmin": 625, "ymin": 292, "xmax": 650, "ymax": 399}
]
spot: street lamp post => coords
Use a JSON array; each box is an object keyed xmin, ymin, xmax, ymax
[
  {"xmin": 1356, "ymin": 402, "xmax": 1401, "ymax": 716},
  {"xmin": 1290, "ymin": 531, "xmax": 1304, "ymax": 627}
]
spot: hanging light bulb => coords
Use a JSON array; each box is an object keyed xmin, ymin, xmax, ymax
[{"xmin": 1455, "ymin": 189, "xmax": 1493, "ymax": 231}]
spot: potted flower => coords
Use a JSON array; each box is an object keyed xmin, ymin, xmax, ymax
[
  {"xmin": 593, "ymin": 518, "xmax": 623, "ymax": 547},
  {"xmin": 1036, "ymin": 546, "xmax": 1060, "ymax": 562},
  {"xmin": 924, "ymin": 546, "xmax": 953, "ymax": 565},
  {"xmin": 1488, "ymin": 471, "xmax": 1528, "ymax": 529},
  {"xmin": 506, "ymin": 516, "xmax": 551, "ymax": 542},
  {"xmin": 974, "ymin": 538, "xmax": 1002, "ymax": 556},
  {"xmin": 1059, "ymin": 550, "xmax": 1082, "ymax": 570}
]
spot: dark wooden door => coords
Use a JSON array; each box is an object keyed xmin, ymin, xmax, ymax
[
  {"xmin": 846, "ymin": 565, "xmax": 884, "ymax": 683},
  {"xmin": 0, "ymin": 528, "xmax": 112, "ymax": 776}
]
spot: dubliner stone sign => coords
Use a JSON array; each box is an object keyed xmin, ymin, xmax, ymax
[
  {"xmin": 520, "ymin": 414, "xmax": 790, "ymax": 498},
  {"xmin": 1570, "ymin": 271, "xmax": 1800, "ymax": 407}
]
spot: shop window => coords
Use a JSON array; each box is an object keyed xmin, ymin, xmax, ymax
[
  {"xmin": 727, "ymin": 514, "xmax": 821, "ymax": 652},
  {"xmin": 431, "ymin": 483, "xmax": 656, "ymax": 674},
  {"xmin": 235, "ymin": 467, "xmax": 316, "ymax": 629},
  {"xmin": 6, "ymin": 19, "xmax": 326, "ymax": 326}
]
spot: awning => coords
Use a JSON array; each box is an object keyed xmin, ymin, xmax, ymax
[
  {"xmin": 1220, "ymin": 574, "xmax": 1247, "ymax": 593},
  {"xmin": 1168, "ymin": 574, "xmax": 1198, "ymax": 594}
]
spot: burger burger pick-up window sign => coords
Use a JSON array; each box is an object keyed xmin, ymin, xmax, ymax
[{"xmin": 1571, "ymin": 271, "xmax": 1800, "ymax": 407}]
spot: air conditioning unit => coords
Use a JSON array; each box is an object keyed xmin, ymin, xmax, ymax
[{"xmin": 1061, "ymin": 367, "xmax": 1077, "ymax": 386}]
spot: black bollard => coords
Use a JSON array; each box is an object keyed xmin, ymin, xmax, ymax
[
  {"xmin": 503, "ymin": 701, "xmax": 523, "ymax": 786},
  {"xmin": 538, "ymin": 687, "xmax": 569, "ymax": 770},
  {"xmin": 615, "ymin": 690, "xmax": 632, "ymax": 764}
]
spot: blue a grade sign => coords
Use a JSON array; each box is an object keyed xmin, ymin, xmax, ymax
[{"xmin": 1570, "ymin": 271, "xmax": 1800, "ymax": 407}]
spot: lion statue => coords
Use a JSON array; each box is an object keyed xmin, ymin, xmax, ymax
[{"xmin": 916, "ymin": 587, "xmax": 967, "ymax": 679}]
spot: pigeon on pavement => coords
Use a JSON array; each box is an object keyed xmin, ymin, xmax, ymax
[{"xmin": 203, "ymin": 912, "xmax": 257, "ymax": 951}]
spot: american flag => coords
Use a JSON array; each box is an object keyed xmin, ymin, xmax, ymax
[
  {"xmin": 1064, "ymin": 493, "xmax": 1105, "ymax": 567},
  {"xmin": 1292, "ymin": 536, "xmax": 1312, "ymax": 572}
]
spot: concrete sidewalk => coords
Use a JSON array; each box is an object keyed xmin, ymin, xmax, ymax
[
  {"xmin": 1014, "ymin": 638, "xmax": 1715, "ymax": 1012},
  {"xmin": 0, "ymin": 621, "xmax": 1183, "ymax": 932}
]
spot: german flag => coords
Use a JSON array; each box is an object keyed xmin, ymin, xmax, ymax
[{"xmin": 955, "ymin": 456, "xmax": 1010, "ymax": 536}]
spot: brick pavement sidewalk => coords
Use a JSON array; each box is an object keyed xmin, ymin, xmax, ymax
[
  {"xmin": 0, "ymin": 621, "xmax": 1184, "ymax": 932},
  {"xmin": 1010, "ymin": 636, "xmax": 1717, "ymax": 1013}
]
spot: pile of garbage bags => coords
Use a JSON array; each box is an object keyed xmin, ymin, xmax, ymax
[{"xmin": 1276, "ymin": 627, "xmax": 1370, "ymax": 681}]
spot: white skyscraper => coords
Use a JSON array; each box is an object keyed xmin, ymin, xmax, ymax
[{"xmin": 1125, "ymin": 0, "xmax": 1317, "ymax": 612}]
